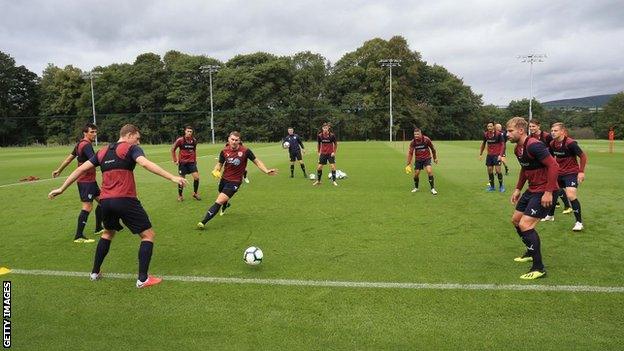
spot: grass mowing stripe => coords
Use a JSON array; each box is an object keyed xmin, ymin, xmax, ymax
[{"xmin": 10, "ymin": 268, "xmax": 624, "ymax": 293}]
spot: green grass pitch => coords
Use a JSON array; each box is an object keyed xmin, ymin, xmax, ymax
[{"xmin": 1, "ymin": 140, "xmax": 623, "ymax": 350}]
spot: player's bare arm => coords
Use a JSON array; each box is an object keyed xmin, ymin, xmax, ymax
[{"xmin": 136, "ymin": 156, "xmax": 187, "ymax": 186}]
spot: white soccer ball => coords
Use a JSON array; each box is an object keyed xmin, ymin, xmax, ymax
[
  {"xmin": 282, "ymin": 141, "xmax": 290, "ymax": 149},
  {"xmin": 309, "ymin": 173, "xmax": 316, "ymax": 180},
  {"xmin": 243, "ymin": 246, "xmax": 263, "ymax": 265},
  {"xmin": 327, "ymin": 170, "xmax": 348, "ymax": 179}
]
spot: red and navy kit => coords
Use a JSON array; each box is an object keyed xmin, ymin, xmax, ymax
[
  {"xmin": 514, "ymin": 137, "xmax": 559, "ymax": 193},
  {"xmin": 483, "ymin": 131, "xmax": 505, "ymax": 156},
  {"xmin": 72, "ymin": 138, "xmax": 97, "ymax": 183},
  {"xmin": 408, "ymin": 136, "xmax": 436, "ymax": 161},
  {"xmin": 90, "ymin": 142, "xmax": 145, "ymax": 199},
  {"xmin": 172, "ymin": 137, "xmax": 197, "ymax": 163},
  {"xmin": 549, "ymin": 137, "xmax": 587, "ymax": 176},
  {"xmin": 531, "ymin": 131, "xmax": 553, "ymax": 145},
  {"xmin": 317, "ymin": 132, "xmax": 337, "ymax": 155},
  {"xmin": 219, "ymin": 145, "xmax": 255, "ymax": 184}
]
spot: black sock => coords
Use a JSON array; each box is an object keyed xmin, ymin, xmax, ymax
[
  {"xmin": 222, "ymin": 201, "xmax": 230, "ymax": 213},
  {"xmin": 301, "ymin": 164, "xmax": 306, "ymax": 176},
  {"xmin": 414, "ymin": 176, "xmax": 419, "ymax": 188},
  {"xmin": 202, "ymin": 202, "xmax": 222, "ymax": 224},
  {"xmin": 428, "ymin": 175, "xmax": 434, "ymax": 189},
  {"xmin": 497, "ymin": 173, "xmax": 503, "ymax": 187},
  {"xmin": 92, "ymin": 237, "xmax": 111, "ymax": 274},
  {"xmin": 488, "ymin": 173, "xmax": 495, "ymax": 187},
  {"xmin": 521, "ymin": 229, "xmax": 544, "ymax": 271},
  {"xmin": 570, "ymin": 199, "xmax": 582, "ymax": 222},
  {"xmin": 95, "ymin": 205, "xmax": 103, "ymax": 232},
  {"xmin": 548, "ymin": 202, "xmax": 556, "ymax": 216},
  {"xmin": 138, "ymin": 241, "xmax": 153, "ymax": 282},
  {"xmin": 244, "ymin": 170, "xmax": 248, "ymax": 178},
  {"xmin": 331, "ymin": 170, "xmax": 336, "ymax": 181},
  {"xmin": 75, "ymin": 210, "xmax": 90, "ymax": 239},
  {"xmin": 290, "ymin": 165, "xmax": 294, "ymax": 177},
  {"xmin": 561, "ymin": 192, "xmax": 571, "ymax": 208},
  {"xmin": 515, "ymin": 226, "xmax": 530, "ymax": 256},
  {"xmin": 178, "ymin": 185, "xmax": 183, "ymax": 196},
  {"xmin": 317, "ymin": 170, "xmax": 322, "ymax": 181},
  {"xmin": 193, "ymin": 179, "xmax": 199, "ymax": 193},
  {"xmin": 504, "ymin": 164, "xmax": 509, "ymax": 173}
]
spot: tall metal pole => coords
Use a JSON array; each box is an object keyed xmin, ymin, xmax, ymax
[
  {"xmin": 82, "ymin": 70, "xmax": 102, "ymax": 145},
  {"xmin": 379, "ymin": 59, "xmax": 401, "ymax": 142},
  {"xmin": 518, "ymin": 54, "xmax": 546, "ymax": 122},
  {"xmin": 200, "ymin": 65, "xmax": 220, "ymax": 144}
]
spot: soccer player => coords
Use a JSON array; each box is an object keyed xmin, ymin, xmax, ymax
[
  {"xmin": 283, "ymin": 127, "xmax": 307, "ymax": 178},
  {"xmin": 542, "ymin": 123, "xmax": 587, "ymax": 231},
  {"xmin": 405, "ymin": 128, "xmax": 438, "ymax": 195},
  {"xmin": 507, "ymin": 117, "xmax": 559, "ymax": 280},
  {"xmin": 52, "ymin": 123, "xmax": 103, "ymax": 243},
  {"xmin": 479, "ymin": 122, "xmax": 506, "ymax": 192},
  {"xmin": 495, "ymin": 123, "xmax": 510, "ymax": 175},
  {"xmin": 197, "ymin": 131, "xmax": 277, "ymax": 228},
  {"xmin": 172, "ymin": 125, "xmax": 201, "ymax": 201},
  {"xmin": 49, "ymin": 124, "xmax": 188, "ymax": 288},
  {"xmin": 313, "ymin": 123, "xmax": 338, "ymax": 186}
]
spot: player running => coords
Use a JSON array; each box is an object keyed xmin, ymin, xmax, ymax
[
  {"xmin": 172, "ymin": 125, "xmax": 201, "ymax": 201},
  {"xmin": 405, "ymin": 128, "xmax": 438, "ymax": 195}
]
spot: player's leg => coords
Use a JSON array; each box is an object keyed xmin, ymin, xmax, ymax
[
  {"xmin": 565, "ymin": 186, "xmax": 583, "ymax": 230},
  {"xmin": 290, "ymin": 160, "xmax": 295, "ymax": 178},
  {"xmin": 517, "ymin": 193, "xmax": 547, "ymax": 278},
  {"xmin": 313, "ymin": 157, "xmax": 324, "ymax": 185},
  {"xmin": 495, "ymin": 164, "xmax": 504, "ymax": 191},
  {"xmin": 330, "ymin": 159, "xmax": 337, "ymax": 184},
  {"xmin": 94, "ymin": 197, "xmax": 104, "ymax": 235},
  {"xmin": 177, "ymin": 164, "xmax": 186, "ymax": 201},
  {"xmin": 136, "ymin": 228, "xmax": 161, "ymax": 288},
  {"xmin": 90, "ymin": 199, "xmax": 122, "ymax": 280},
  {"xmin": 191, "ymin": 170, "xmax": 201, "ymax": 200},
  {"xmin": 297, "ymin": 151, "xmax": 306, "ymax": 177},
  {"xmin": 199, "ymin": 180, "xmax": 234, "ymax": 227},
  {"xmin": 412, "ymin": 168, "xmax": 421, "ymax": 191},
  {"xmin": 486, "ymin": 164, "xmax": 495, "ymax": 190},
  {"xmin": 243, "ymin": 170, "xmax": 250, "ymax": 183},
  {"xmin": 560, "ymin": 190, "xmax": 572, "ymax": 213},
  {"xmin": 74, "ymin": 200, "xmax": 94, "ymax": 242}
]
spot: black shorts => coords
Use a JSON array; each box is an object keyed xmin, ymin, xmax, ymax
[
  {"xmin": 77, "ymin": 182, "xmax": 100, "ymax": 202},
  {"xmin": 289, "ymin": 150, "xmax": 303, "ymax": 162},
  {"xmin": 218, "ymin": 179, "xmax": 241, "ymax": 198},
  {"xmin": 178, "ymin": 162, "xmax": 198, "ymax": 176},
  {"xmin": 558, "ymin": 174, "xmax": 579, "ymax": 188},
  {"xmin": 100, "ymin": 198, "xmax": 152, "ymax": 234},
  {"xmin": 486, "ymin": 154, "xmax": 501, "ymax": 166},
  {"xmin": 414, "ymin": 158, "xmax": 432, "ymax": 170},
  {"xmin": 515, "ymin": 191, "xmax": 548, "ymax": 218},
  {"xmin": 318, "ymin": 154, "xmax": 335, "ymax": 165}
]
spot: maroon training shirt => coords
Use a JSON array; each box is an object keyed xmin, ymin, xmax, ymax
[
  {"xmin": 408, "ymin": 136, "xmax": 436, "ymax": 161},
  {"xmin": 550, "ymin": 136, "xmax": 587, "ymax": 176},
  {"xmin": 514, "ymin": 137, "xmax": 559, "ymax": 193},
  {"xmin": 171, "ymin": 137, "xmax": 197, "ymax": 163},
  {"xmin": 90, "ymin": 142, "xmax": 145, "ymax": 199},
  {"xmin": 219, "ymin": 145, "xmax": 256, "ymax": 183},
  {"xmin": 72, "ymin": 138, "xmax": 97, "ymax": 183}
]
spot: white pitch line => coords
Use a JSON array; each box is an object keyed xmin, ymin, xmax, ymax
[
  {"xmin": 8, "ymin": 269, "xmax": 624, "ymax": 293},
  {"xmin": 0, "ymin": 176, "xmax": 67, "ymax": 188}
]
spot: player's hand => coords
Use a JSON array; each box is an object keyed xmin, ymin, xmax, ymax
[
  {"xmin": 541, "ymin": 191, "xmax": 553, "ymax": 208},
  {"xmin": 52, "ymin": 170, "xmax": 61, "ymax": 178},
  {"xmin": 266, "ymin": 169, "xmax": 278, "ymax": 176},
  {"xmin": 511, "ymin": 189, "xmax": 521, "ymax": 204},
  {"xmin": 173, "ymin": 160, "xmax": 179, "ymax": 165},
  {"xmin": 501, "ymin": 156, "xmax": 506, "ymax": 163},
  {"xmin": 48, "ymin": 188, "xmax": 63, "ymax": 199},
  {"xmin": 331, "ymin": 152, "xmax": 335, "ymax": 157},
  {"xmin": 479, "ymin": 155, "xmax": 483, "ymax": 161},
  {"xmin": 433, "ymin": 158, "xmax": 439, "ymax": 164},
  {"xmin": 404, "ymin": 165, "xmax": 412, "ymax": 174},
  {"xmin": 172, "ymin": 176, "xmax": 187, "ymax": 187},
  {"xmin": 577, "ymin": 172, "xmax": 585, "ymax": 183},
  {"xmin": 211, "ymin": 170, "xmax": 222, "ymax": 179}
]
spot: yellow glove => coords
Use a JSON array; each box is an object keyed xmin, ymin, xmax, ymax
[
  {"xmin": 404, "ymin": 165, "xmax": 412, "ymax": 174},
  {"xmin": 211, "ymin": 170, "xmax": 222, "ymax": 179}
]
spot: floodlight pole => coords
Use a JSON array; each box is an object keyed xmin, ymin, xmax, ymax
[
  {"xmin": 82, "ymin": 70, "xmax": 102, "ymax": 145},
  {"xmin": 200, "ymin": 65, "xmax": 221, "ymax": 144},
  {"xmin": 380, "ymin": 59, "xmax": 401, "ymax": 142},
  {"xmin": 518, "ymin": 54, "xmax": 546, "ymax": 121}
]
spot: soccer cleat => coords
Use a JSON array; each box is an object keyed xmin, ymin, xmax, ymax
[
  {"xmin": 192, "ymin": 193, "xmax": 201, "ymax": 201},
  {"xmin": 177, "ymin": 195, "xmax": 184, "ymax": 202},
  {"xmin": 244, "ymin": 177, "xmax": 250, "ymax": 184},
  {"xmin": 540, "ymin": 215, "xmax": 555, "ymax": 222},
  {"xmin": 431, "ymin": 188, "xmax": 438, "ymax": 195},
  {"xmin": 73, "ymin": 237, "xmax": 95, "ymax": 243},
  {"xmin": 94, "ymin": 229, "xmax": 105, "ymax": 236},
  {"xmin": 136, "ymin": 275, "xmax": 162, "ymax": 289},
  {"xmin": 562, "ymin": 207, "xmax": 573, "ymax": 214},
  {"xmin": 219, "ymin": 203, "xmax": 231, "ymax": 216},
  {"xmin": 312, "ymin": 180, "xmax": 321, "ymax": 186},
  {"xmin": 332, "ymin": 181, "xmax": 339, "ymax": 186},
  {"xmin": 499, "ymin": 185, "xmax": 506, "ymax": 193},
  {"xmin": 411, "ymin": 188, "xmax": 419, "ymax": 193},
  {"xmin": 89, "ymin": 272, "xmax": 102, "ymax": 281},
  {"xmin": 572, "ymin": 222, "xmax": 584, "ymax": 231},
  {"xmin": 520, "ymin": 270, "xmax": 546, "ymax": 280},
  {"xmin": 0, "ymin": 267, "xmax": 11, "ymax": 276},
  {"xmin": 486, "ymin": 186, "xmax": 496, "ymax": 192},
  {"xmin": 196, "ymin": 222, "xmax": 205, "ymax": 230},
  {"xmin": 514, "ymin": 255, "xmax": 533, "ymax": 263}
]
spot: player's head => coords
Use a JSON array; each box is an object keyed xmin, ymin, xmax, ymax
[
  {"xmin": 82, "ymin": 123, "xmax": 97, "ymax": 142},
  {"xmin": 529, "ymin": 119, "xmax": 541, "ymax": 134},
  {"xmin": 287, "ymin": 127, "xmax": 294, "ymax": 135},
  {"xmin": 228, "ymin": 131, "xmax": 241, "ymax": 149},
  {"xmin": 506, "ymin": 117, "xmax": 528, "ymax": 143},
  {"xmin": 495, "ymin": 123, "xmax": 503, "ymax": 132},
  {"xmin": 321, "ymin": 122, "xmax": 331, "ymax": 133},
  {"xmin": 551, "ymin": 122, "xmax": 566, "ymax": 140},
  {"xmin": 413, "ymin": 128, "xmax": 422, "ymax": 139},
  {"xmin": 184, "ymin": 125, "xmax": 194, "ymax": 137},
  {"xmin": 486, "ymin": 122, "xmax": 494, "ymax": 131},
  {"xmin": 120, "ymin": 124, "xmax": 141, "ymax": 145}
]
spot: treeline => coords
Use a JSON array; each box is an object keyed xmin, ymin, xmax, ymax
[{"xmin": 1, "ymin": 36, "xmax": 622, "ymax": 145}]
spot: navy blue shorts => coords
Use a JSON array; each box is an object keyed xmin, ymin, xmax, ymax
[
  {"xmin": 318, "ymin": 154, "xmax": 335, "ymax": 165},
  {"xmin": 486, "ymin": 154, "xmax": 501, "ymax": 166},
  {"xmin": 218, "ymin": 179, "xmax": 240, "ymax": 198},
  {"xmin": 178, "ymin": 162, "xmax": 198, "ymax": 176},
  {"xmin": 414, "ymin": 158, "xmax": 432, "ymax": 170},
  {"xmin": 515, "ymin": 191, "xmax": 548, "ymax": 218},
  {"xmin": 77, "ymin": 182, "xmax": 100, "ymax": 202},
  {"xmin": 558, "ymin": 174, "xmax": 579, "ymax": 188},
  {"xmin": 289, "ymin": 150, "xmax": 303, "ymax": 162},
  {"xmin": 100, "ymin": 198, "xmax": 152, "ymax": 234}
]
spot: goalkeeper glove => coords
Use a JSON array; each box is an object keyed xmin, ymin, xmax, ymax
[
  {"xmin": 211, "ymin": 170, "xmax": 222, "ymax": 179},
  {"xmin": 404, "ymin": 165, "xmax": 412, "ymax": 174}
]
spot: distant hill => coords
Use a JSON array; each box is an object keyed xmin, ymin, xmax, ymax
[{"xmin": 543, "ymin": 94, "xmax": 615, "ymax": 108}]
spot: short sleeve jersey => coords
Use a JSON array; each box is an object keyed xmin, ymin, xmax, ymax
[
  {"xmin": 317, "ymin": 132, "xmax": 337, "ymax": 155},
  {"xmin": 219, "ymin": 145, "xmax": 256, "ymax": 183},
  {"xmin": 90, "ymin": 142, "xmax": 145, "ymax": 199},
  {"xmin": 550, "ymin": 137, "xmax": 583, "ymax": 175},
  {"xmin": 72, "ymin": 138, "xmax": 97, "ymax": 182},
  {"xmin": 514, "ymin": 137, "xmax": 557, "ymax": 192},
  {"xmin": 483, "ymin": 131, "xmax": 505, "ymax": 156},
  {"xmin": 172, "ymin": 137, "xmax": 197, "ymax": 163},
  {"xmin": 409, "ymin": 136, "xmax": 435, "ymax": 161},
  {"xmin": 531, "ymin": 131, "xmax": 553, "ymax": 145}
]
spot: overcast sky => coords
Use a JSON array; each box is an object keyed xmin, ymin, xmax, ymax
[{"xmin": 2, "ymin": 0, "xmax": 623, "ymax": 105}]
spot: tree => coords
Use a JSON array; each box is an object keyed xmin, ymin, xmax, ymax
[{"xmin": 596, "ymin": 92, "xmax": 624, "ymax": 138}]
